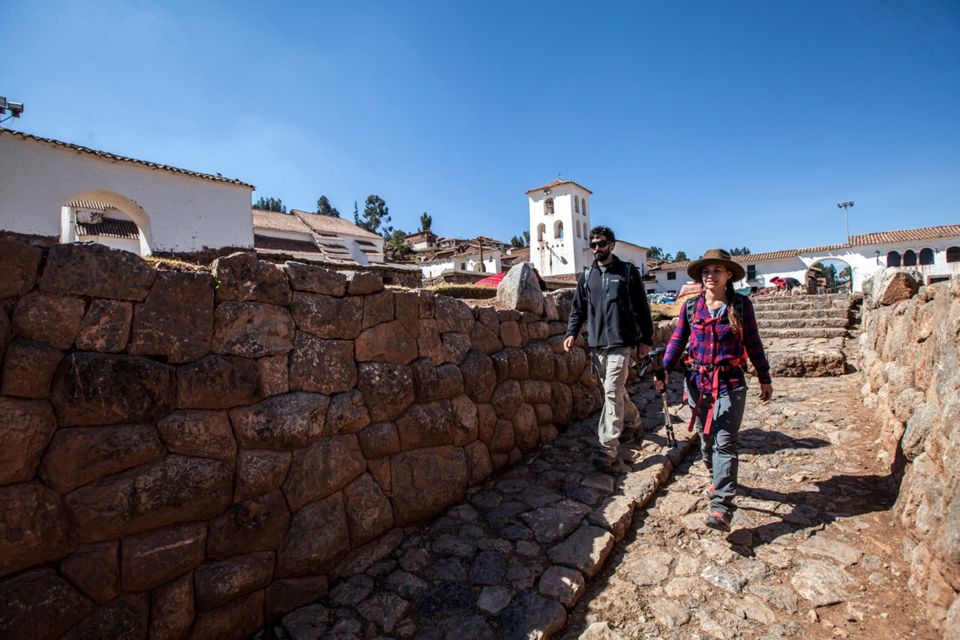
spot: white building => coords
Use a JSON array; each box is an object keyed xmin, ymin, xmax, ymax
[
  {"xmin": 403, "ymin": 230, "xmax": 439, "ymax": 252},
  {"xmin": 648, "ymin": 224, "xmax": 960, "ymax": 295},
  {"xmin": 0, "ymin": 129, "xmax": 254, "ymax": 256},
  {"xmin": 253, "ymin": 209, "xmax": 384, "ymax": 265},
  {"xmin": 528, "ymin": 179, "xmax": 594, "ymax": 277},
  {"xmin": 418, "ymin": 239, "xmax": 503, "ymax": 279}
]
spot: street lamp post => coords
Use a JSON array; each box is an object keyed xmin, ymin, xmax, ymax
[{"xmin": 837, "ymin": 201, "xmax": 854, "ymax": 241}]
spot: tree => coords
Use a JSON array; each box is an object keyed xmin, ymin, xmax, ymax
[
  {"xmin": 662, "ymin": 252, "xmax": 674, "ymax": 263},
  {"xmin": 510, "ymin": 230, "xmax": 530, "ymax": 248},
  {"xmin": 729, "ymin": 246, "xmax": 751, "ymax": 256},
  {"xmin": 355, "ymin": 195, "xmax": 391, "ymax": 236},
  {"xmin": 648, "ymin": 246, "xmax": 663, "ymax": 260},
  {"xmin": 315, "ymin": 195, "xmax": 340, "ymax": 217},
  {"xmin": 254, "ymin": 197, "xmax": 286, "ymax": 213},
  {"xmin": 675, "ymin": 250, "xmax": 688, "ymax": 261},
  {"xmin": 384, "ymin": 229, "xmax": 413, "ymax": 262},
  {"xmin": 419, "ymin": 212, "xmax": 432, "ymax": 232}
]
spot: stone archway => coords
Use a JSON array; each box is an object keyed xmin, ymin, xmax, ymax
[
  {"xmin": 805, "ymin": 257, "xmax": 853, "ymax": 294},
  {"xmin": 61, "ymin": 189, "xmax": 154, "ymax": 256}
]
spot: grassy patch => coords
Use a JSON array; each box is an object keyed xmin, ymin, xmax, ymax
[{"xmin": 429, "ymin": 284, "xmax": 498, "ymax": 299}]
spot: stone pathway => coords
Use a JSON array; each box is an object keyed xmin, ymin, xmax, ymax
[{"xmin": 560, "ymin": 375, "xmax": 938, "ymax": 640}]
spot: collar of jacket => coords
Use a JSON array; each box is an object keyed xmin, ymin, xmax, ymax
[{"xmin": 589, "ymin": 254, "xmax": 623, "ymax": 272}]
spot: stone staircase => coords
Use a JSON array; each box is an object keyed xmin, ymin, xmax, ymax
[{"xmin": 750, "ymin": 293, "xmax": 862, "ymax": 377}]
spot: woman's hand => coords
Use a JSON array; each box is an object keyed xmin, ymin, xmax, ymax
[
  {"xmin": 759, "ymin": 383, "xmax": 773, "ymax": 402},
  {"xmin": 654, "ymin": 370, "xmax": 668, "ymax": 393}
]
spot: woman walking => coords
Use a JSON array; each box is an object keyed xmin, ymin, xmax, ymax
[{"xmin": 656, "ymin": 249, "xmax": 773, "ymax": 532}]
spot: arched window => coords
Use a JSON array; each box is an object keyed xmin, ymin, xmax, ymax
[
  {"xmin": 537, "ymin": 223, "xmax": 546, "ymax": 242},
  {"xmin": 903, "ymin": 250, "xmax": 917, "ymax": 267},
  {"xmin": 919, "ymin": 248, "xmax": 935, "ymax": 265},
  {"xmin": 576, "ymin": 221, "xmax": 581, "ymax": 238},
  {"xmin": 887, "ymin": 251, "xmax": 901, "ymax": 267},
  {"xmin": 574, "ymin": 196, "xmax": 580, "ymax": 213},
  {"xmin": 582, "ymin": 199, "xmax": 587, "ymax": 215},
  {"xmin": 554, "ymin": 221, "xmax": 564, "ymax": 239},
  {"xmin": 544, "ymin": 198, "xmax": 554, "ymax": 215},
  {"xmin": 947, "ymin": 246, "xmax": 960, "ymax": 263}
]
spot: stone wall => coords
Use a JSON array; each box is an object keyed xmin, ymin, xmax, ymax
[
  {"xmin": 859, "ymin": 273, "xmax": 960, "ymax": 633},
  {"xmin": 0, "ymin": 239, "xmax": 606, "ymax": 639}
]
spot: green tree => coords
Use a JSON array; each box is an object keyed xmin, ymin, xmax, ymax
[
  {"xmin": 315, "ymin": 195, "xmax": 340, "ymax": 217},
  {"xmin": 674, "ymin": 250, "xmax": 688, "ymax": 261},
  {"xmin": 510, "ymin": 230, "xmax": 530, "ymax": 248},
  {"xmin": 384, "ymin": 229, "xmax": 413, "ymax": 262},
  {"xmin": 355, "ymin": 195, "xmax": 391, "ymax": 236},
  {"xmin": 648, "ymin": 246, "xmax": 663, "ymax": 260},
  {"xmin": 254, "ymin": 196, "xmax": 286, "ymax": 213},
  {"xmin": 419, "ymin": 212, "xmax": 432, "ymax": 232},
  {"xmin": 729, "ymin": 246, "xmax": 751, "ymax": 256},
  {"xmin": 662, "ymin": 252, "xmax": 674, "ymax": 262}
]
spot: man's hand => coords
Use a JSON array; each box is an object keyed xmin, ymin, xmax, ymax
[
  {"xmin": 654, "ymin": 370, "xmax": 668, "ymax": 393},
  {"xmin": 759, "ymin": 383, "xmax": 773, "ymax": 402},
  {"xmin": 563, "ymin": 336, "xmax": 574, "ymax": 352},
  {"xmin": 638, "ymin": 343, "xmax": 651, "ymax": 357}
]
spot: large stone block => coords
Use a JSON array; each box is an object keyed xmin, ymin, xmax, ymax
[
  {"xmin": 451, "ymin": 394, "xmax": 480, "ymax": 446},
  {"xmin": 289, "ymin": 332, "xmax": 357, "ymax": 394},
  {"xmin": 491, "ymin": 379, "xmax": 522, "ymax": 419},
  {"xmin": 358, "ymin": 422, "xmax": 400, "ymax": 459},
  {"xmin": 265, "ymin": 576, "xmax": 328, "ymax": 623},
  {"xmin": 496, "ymin": 263, "xmax": 544, "ymax": 315},
  {"xmin": 39, "ymin": 243, "xmax": 156, "ymax": 301},
  {"xmin": 0, "ymin": 397, "xmax": 57, "ymax": 484},
  {"xmin": 150, "ymin": 574, "xmax": 194, "ymax": 640},
  {"xmin": 12, "ymin": 291, "xmax": 85, "ymax": 350},
  {"xmin": 235, "ymin": 449, "xmax": 292, "ymax": 501},
  {"xmin": 465, "ymin": 440, "xmax": 493, "ymax": 485},
  {"xmin": 0, "ymin": 483, "xmax": 70, "ymax": 578},
  {"xmin": 503, "ymin": 346, "xmax": 530, "ymax": 379},
  {"xmin": 40, "ymin": 424, "xmax": 165, "ymax": 493},
  {"xmin": 326, "ymin": 390, "xmax": 370, "ymax": 435},
  {"xmin": 157, "ymin": 410, "xmax": 236, "ymax": 461},
  {"xmin": 356, "ymin": 320, "xmax": 418, "ymax": 364},
  {"xmin": 283, "ymin": 261, "xmax": 346, "ymax": 296},
  {"xmin": 74, "ymin": 299, "xmax": 133, "ymax": 353},
  {"xmin": 441, "ymin": 332, "xmax": 472, "ymax": 364},
  {"xmin": 213, "ymin": 301, "xmax": 295, "ymax": 357},
  {"xmin": 187, "ymin": 589, "xmax": 264, "ymax": 640},
  {"xmin": 395, "ymin": 291, "xmax": 420, "ymax": 337},
  {"xmin": 460, "ymin": 350, "xmax": 496, "ymax": 403},
  {"xmin": 51, "ymin": 353, "xmax": 175, "ymax": 426},
  {"xmin": 417, "ymin": 318, "xmax": 445, "ymax": 364},
  {"xmin": 60, "ymin": 541, "xmax": 119, "ymax": 604},
  {"xmin": 357, "ymin": 361, "xmax": 414, "ymax": 422},
  {"xmin": 471, "ymin": 321, "xmax": 503, "ymax": 354},
  {"xmin": 436, "ymin": 295, "xmax": 476, "ymax": 335},
  {"xmin": 65, "ymin": 455, "xmax": 233, "ymax": 542},
  {"xmin": 283, "ymin": 435, "xmax": 367, "ymax": 510},
  {"xmin": 390, "ymin": 446, "xmax": 468, "ymax": 526},
  {"xmin": 207, "ymin": 491, "xmax": 290, "ymax": 559},
  {"xmin": 0, "ymin": 239, "xmax": 43, "ymax": 299},
  {"xmin": 61, "ymin": 593, "xmax": 149, "ymax": 640},
  {"xmin": 344, "ymin": 271, "xmax": 384, "ymax": 295},
  {"xmin": 229, "ymin": 392, "xmax": 329, "ymax": 451},
  {"xmin": 258, "ymin": 353, "xmax": 290, "ymax": 397},
  {"xmin": 524, "ymin": 341, "xmax": 555, "ymax": 380},
  {"xmin": 362, "ymin": 290, "xmax": 394, "ymax": 329},
  {"xmin": 343, "ymin": 473, "xmax": 394, "ymax": 546},
  {"xmin": 120, "ymin": 522, "xmax": 207, "ymax": 592},
  {"xmin": 194, "ymin": 551, "xmax": 275, "ymax": 611},
  {"xmin": 500, "ymin": 320, "xmax": 522, "ymax": 348},
  {"xmin": 212, "ymin": 252, "xmax": 291, "ymax": 305},
  {"xmin": 277, "ymin": 493, "xmax": 351, "ymax": 577},
  {"xmin": 551, "ymin": 382, "xmax": 574, "ymax": 425},
  {"xmin": 0, "ymin": 568, "xmax": 94, "ymax": 640},
  {"xmin": 129, "ymin": 271, "xmax": 214, "ymax": 363},
  {"xmin": 290, "ymin": 292, "xmax": 361, "ymax": 339},
  {"xmin": 1, "ymin": 340, "xmax": 62, "ymax": 399},
  {"xmin": 513, "ymin": 403, "xmax": 539, "ymax": 451},
  {"xmin": 521, "ymin": 379, "xmax": 552, "ymax": 404},
  {"xmin": 176, "ymin": 355, "xmax": 265, "ymax": 409},
  {"xmin": 396, "ymin": 400, "xmax": 457, "ymax": 450}
]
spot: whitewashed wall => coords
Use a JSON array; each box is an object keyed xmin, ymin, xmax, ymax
[{"xmin": 529, "ymin": 184, "xmax": 591, "ymax": 277}]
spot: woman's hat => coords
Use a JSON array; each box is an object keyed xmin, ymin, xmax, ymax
[{"xmin": 686, "ymin": 248, "xmax": 746, "ymax": 282}]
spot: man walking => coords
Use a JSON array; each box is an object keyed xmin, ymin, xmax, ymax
[{"xmin": 564, "ymin": 226, "xmax": 654, "ymax": 470}]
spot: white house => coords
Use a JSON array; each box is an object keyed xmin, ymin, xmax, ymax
[
  {"xmin": 648, "ymin": 224, "xmax": 960, "ymax": 294},
  {"xmin": 0, "ymin": 129, "xmax": 254, "ymax": 256},
  {"xmin": 253, "ymin": 209, "xmax": 385, "ymax": 265},
  {"xmin": 528, "ymin": 179, "xmax": 594, "ymax": 277},
  {"xmin": 418, "ymin": 238, "xmax": 503, "ymax": 278},
  {"xmin": 403, "ymin": 230, "xmax": 439, "ymax": 252}
]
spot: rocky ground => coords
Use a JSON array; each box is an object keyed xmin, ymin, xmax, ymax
[{"xmin": 265, "ymin": 373, "xmax": 937, "ymax": 640}]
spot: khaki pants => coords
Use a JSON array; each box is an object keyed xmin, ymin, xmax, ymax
[{"xmin": 591, "ymin": 346, "xmax": 640, "ymax": 457}]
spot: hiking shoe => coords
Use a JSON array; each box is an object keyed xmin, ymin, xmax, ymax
[
  {"xmin": 704, "ymin": 511, "xmax": 731, "ymax": 532},
  {"xmin": 592, "ymin": 454, "xmax": 628, "ymax": 475},
  {"xmin": 704, "ymin": 484, "xmax": 715, "ymax": 498}
]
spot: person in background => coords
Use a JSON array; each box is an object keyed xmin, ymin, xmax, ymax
[
  {"xmin": 656, "ymin": 249, "xmax": 773, "ymax": 532},
  {"xmin": 564, "ymin": 226, "xmax": 654, "ymax": 471}
]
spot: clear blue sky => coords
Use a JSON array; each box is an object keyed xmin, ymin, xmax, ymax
[{"xmin": 4, "ymin": 0, "xmax": 958, "ymax": 257}]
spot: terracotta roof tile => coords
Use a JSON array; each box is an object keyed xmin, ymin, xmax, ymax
[
  {"xmin": 291, "ymin": 210, "xmax": 382, "ymax": 240},
  {"xmin": 849, "ymin": 224, "xmax": 960, "ymax": 246},
  {"xmin": 526, "ymin": 178, "xmax": 593, "ymax": 195},
  {"xmin": 2, "ymin": 129, "xmax": 254, "ymax": 188},
  {"xmin": 252, "ymin": 209, "xmax": 313, "ymax": 234}
]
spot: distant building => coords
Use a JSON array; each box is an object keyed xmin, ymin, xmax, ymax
[
  {"xmin": 648, "ymin": 224, "xmax": 960, "ymax": 294},
  {"xmin": 403, "ymin": 230, "xmax": 439, "ymax": 252},
  {"xmin": 253, "ymin": 209, "xmax": 384, "ymax": 265},
  {"xmin": 416, "ymin": 237, "xmax": 507, "ymax": 278},
  {"xmin": 0, "ymin": 129, "xmax": 254, "ymax": 257}
]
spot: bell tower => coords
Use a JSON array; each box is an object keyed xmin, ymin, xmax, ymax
[{"xmin": 527, "ymin": 178, "xmax": 592, "ymax": 277}]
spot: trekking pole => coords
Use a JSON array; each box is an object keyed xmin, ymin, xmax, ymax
[{"xmin": 654, "ymin": 368, "xmax": 678, "ymax": 448}]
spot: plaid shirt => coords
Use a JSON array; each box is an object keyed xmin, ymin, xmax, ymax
[{"xmin": 663, "ymin": 295, "xmax": 772, "ymax": 393}]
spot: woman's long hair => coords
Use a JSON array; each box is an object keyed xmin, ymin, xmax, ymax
[{"xmin": 725, "ymin": 280, "xmax": 742, "ymax": 337}]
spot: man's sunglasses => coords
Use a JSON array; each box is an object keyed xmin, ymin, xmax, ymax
[{"xmin": 589, "ymin": 240, "xmax": 610, "ymax": 249}]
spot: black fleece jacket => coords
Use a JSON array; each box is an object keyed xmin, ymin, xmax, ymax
[{"xmin": 565, "ymin": 255, "xmax": 654, "ymax": 349}]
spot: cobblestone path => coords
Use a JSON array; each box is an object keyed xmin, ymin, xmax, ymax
[{"xmin": 269, "ymin": 375, "xmax": 936, "ymax": 640}]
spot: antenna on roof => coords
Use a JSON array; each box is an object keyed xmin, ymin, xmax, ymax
[
  {"xmin": 0, "ymin": 96, "xmax": 25, "ymax": 127},
  {"xmin": 837, "ymin": 201, "xmax": 854, "ymax": 241}
]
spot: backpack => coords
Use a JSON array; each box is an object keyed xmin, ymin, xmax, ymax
[{"xmin": 684, "ymin": 294, "xmax": 748, "ymax": 364}]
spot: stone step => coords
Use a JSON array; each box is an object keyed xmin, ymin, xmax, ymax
[
  {"xmin": 760, "ymin": 348, "xmax": 848, "ymax": 377},
  {"xmin": 756, "ymin": 317, "xmax": 851, "ymax": 330},
  {"xmin": 753, "ymin": 309, "xmax": 851, "ymax": 321},
  {"xmin": 759, "ymin": 327, "xmax": 850, "ymax": 339},
  {"xmin": 751, "ymin": 299, "xmax": 852, "ymax": 312}
]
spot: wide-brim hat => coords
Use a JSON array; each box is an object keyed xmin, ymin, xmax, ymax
[{"xmin": 686, "ymin": 249, "xmax": 746, "ymax": 282}]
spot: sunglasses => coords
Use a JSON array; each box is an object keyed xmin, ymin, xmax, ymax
[{"xmin": 589, "ymin": 240, "xmax": 610, "ymax": 249}]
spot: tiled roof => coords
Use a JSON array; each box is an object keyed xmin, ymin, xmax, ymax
[
  {"xmin": 2, "ymin": 129, "xmax": 254, "ymax": 188},
  {"xmin": 849, "ymin": 224, "xmax": 960, "ymax": 246},
  {"xmin": 291, "ymin": 210, "xmax": 382, "ymax": 240},
  {"xmin": 66, "ymin": 199, "xmax": 112, "ymax": 210},
  {"xmin": 76, "ymin": 217, "xmax": 140, "ymax": 240},
  {"xmin": 252, "ymin": 209, "xmax": 313, "ymax": 234},
  {"xmin": 526, "ymin": 178, "xmax": 593, "ymax": 195},
  {"xmin": 253, "ymin": 235, "xmax": 324, "ymax": 255}
]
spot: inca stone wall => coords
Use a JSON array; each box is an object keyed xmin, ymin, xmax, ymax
[
  {"xmin": 859, "ymin": 272, "xmax": 960, "ymax": 633},
  {"xmin": 0, "ymin": 239, "xmax": 616, "ymax": 639}
]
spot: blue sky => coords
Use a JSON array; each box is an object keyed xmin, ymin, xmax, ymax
[{"xmin": 4, "ymin": 1, "xmax": 958, "ymax": 257}]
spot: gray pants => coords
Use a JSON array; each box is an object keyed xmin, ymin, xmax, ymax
[
  {"xmin": 591, "ymin": 347, "xmax": 640, "ymax": 457},
  {"xmin": 685, "ymin": 375, "xmax": 748, "ymax": 516}
]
